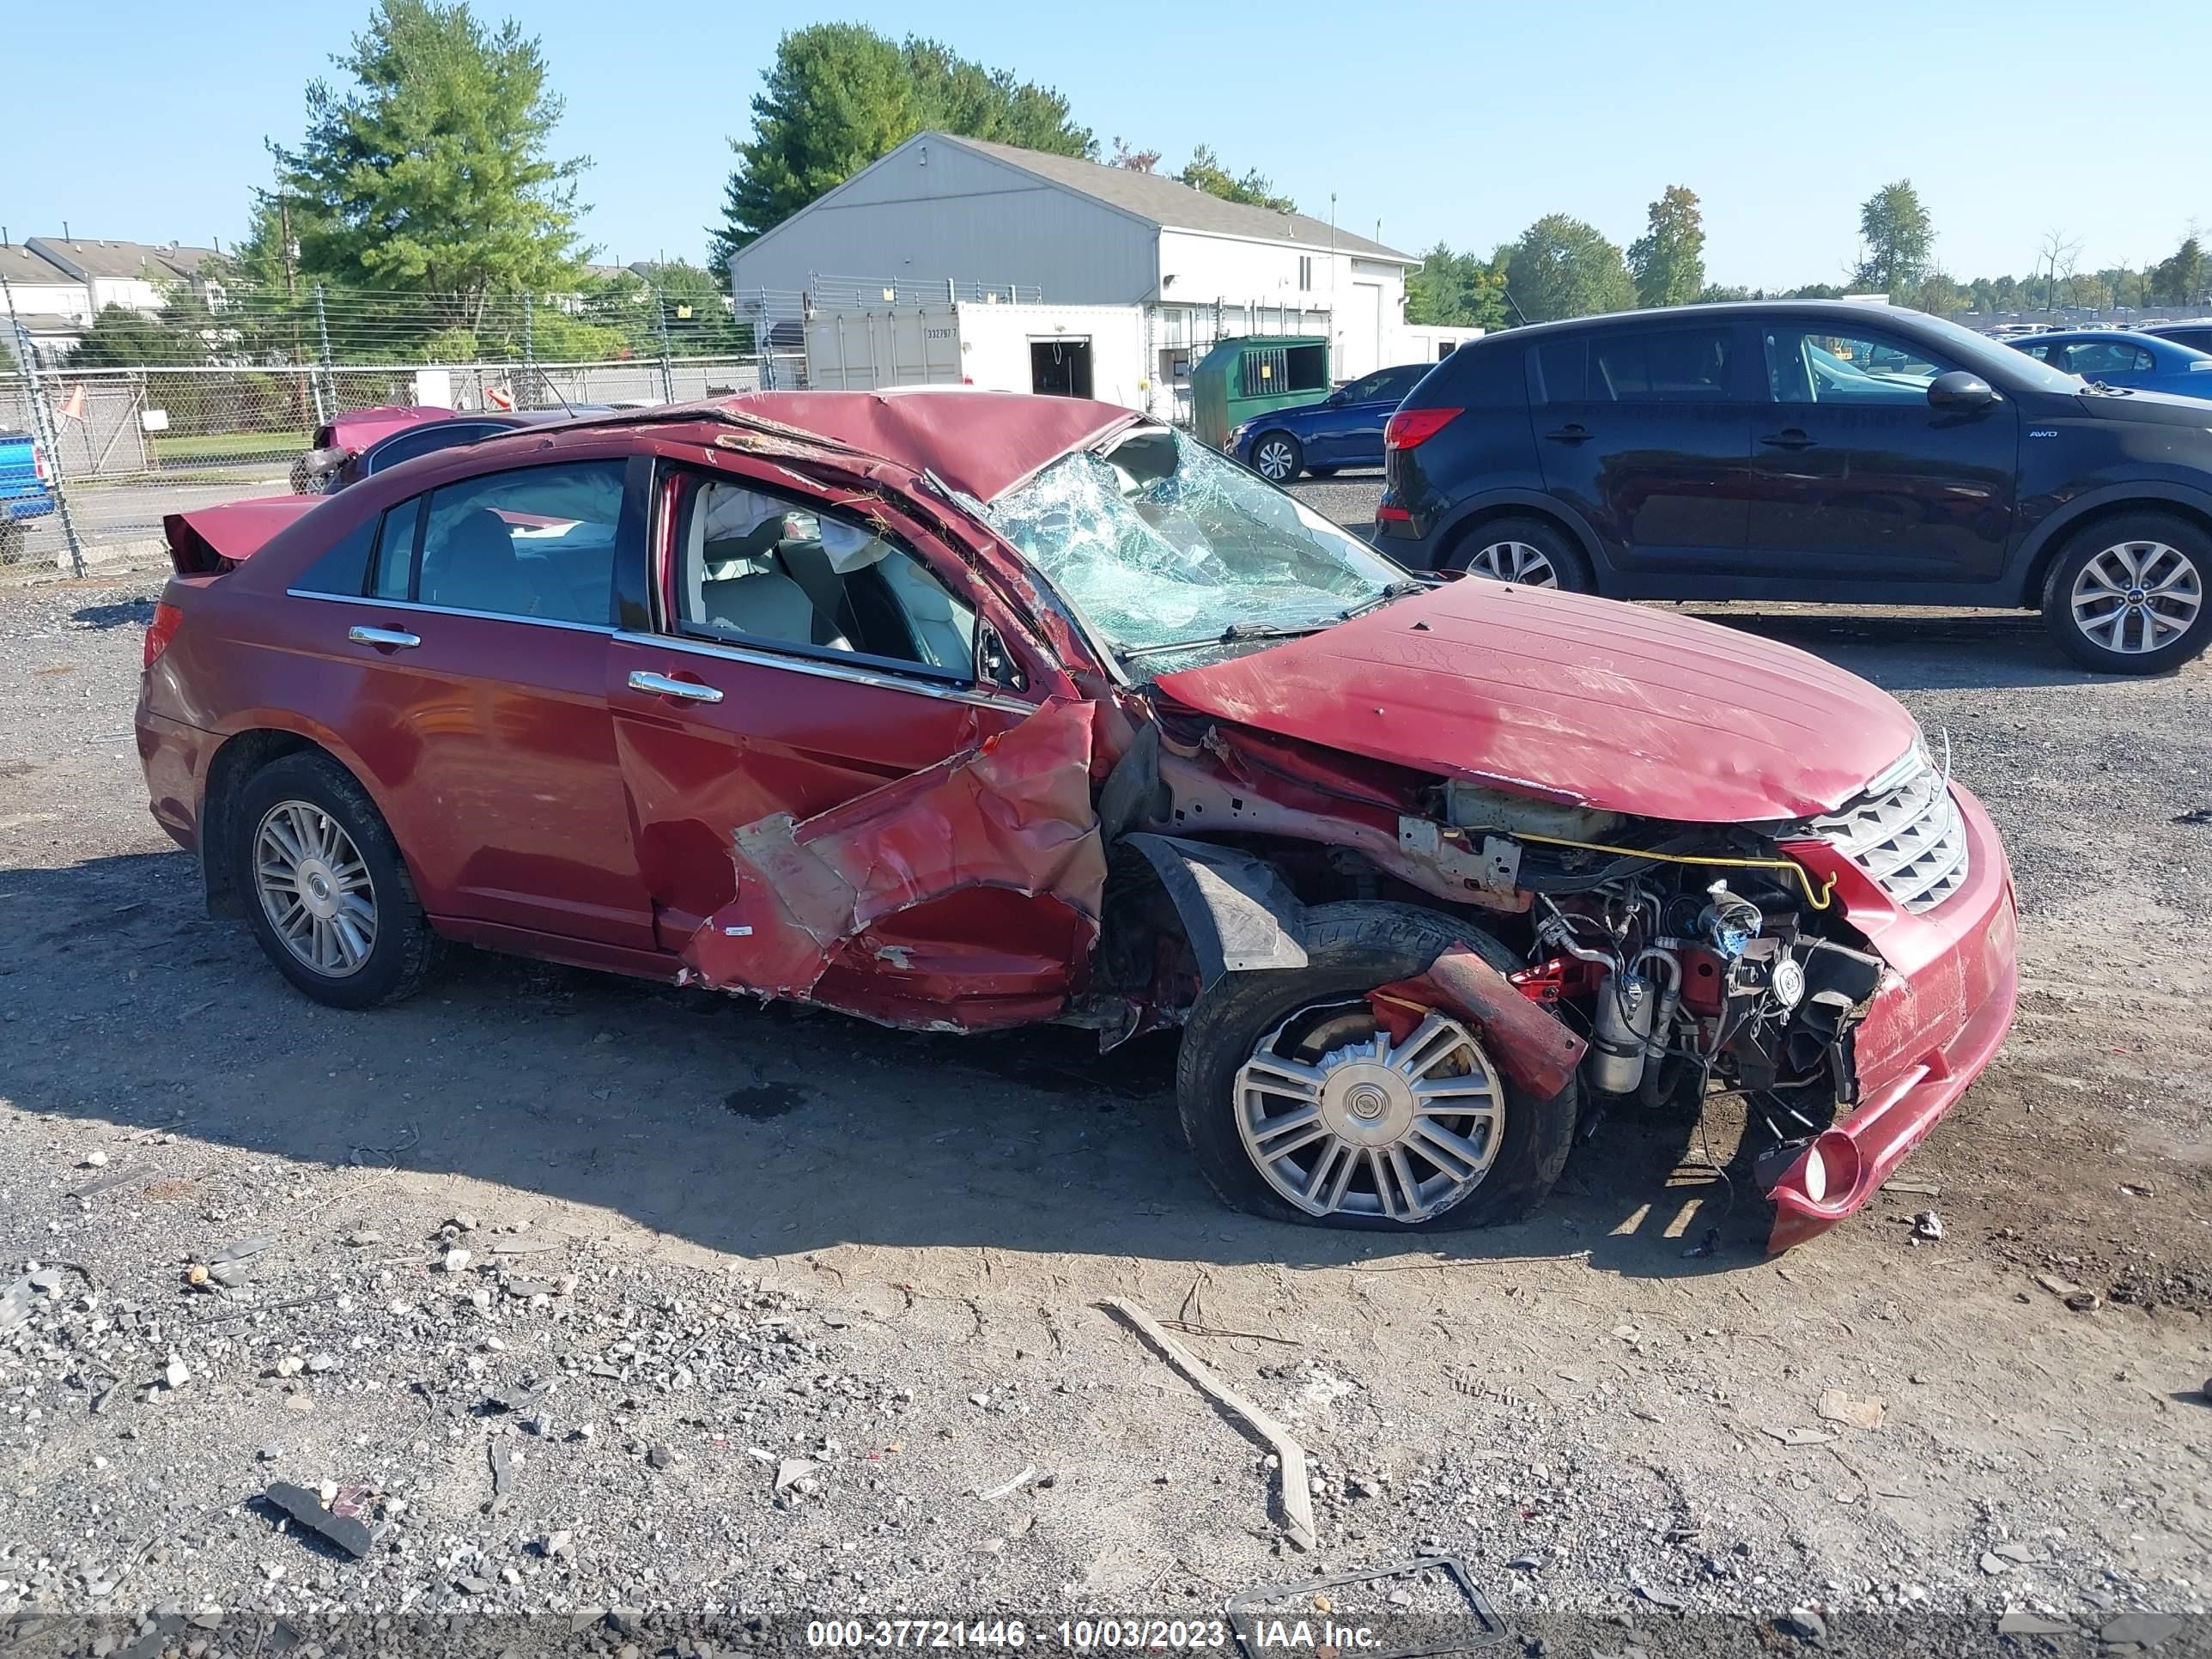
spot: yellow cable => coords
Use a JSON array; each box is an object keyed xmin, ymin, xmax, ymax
[{"xmin": 1470, "ymin": 827, "xmax": 1837, "ymax": 910}]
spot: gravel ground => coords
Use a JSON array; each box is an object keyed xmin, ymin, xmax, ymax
[{"xmin": 2, "ymin": 483, "xmax": 2209, "ymax": 1658}]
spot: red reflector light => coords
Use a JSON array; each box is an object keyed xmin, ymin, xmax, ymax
[
  {"xmin": 1375, "ymin": 502, "xmax": 1412, "ymax": 523},
  {"xmin": 144, "ymin": 601, "xmax": 184, "ymax": 669},
  {"xmin": 32, "ymin": 443, "xmax": 51, "ymax": 484},
  {"xmin": 1384, "ymin": 406, "xmax": 1462, "ymax": 450}
]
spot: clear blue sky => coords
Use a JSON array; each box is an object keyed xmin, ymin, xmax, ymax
[{"xmin": 12, "ymin": 0, "xmax": 2209, "ymax": 288}]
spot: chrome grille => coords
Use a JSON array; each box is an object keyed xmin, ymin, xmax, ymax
[{"xmin": 1806, "ymin": 754, "xmax": 1969, "ymax": 914}]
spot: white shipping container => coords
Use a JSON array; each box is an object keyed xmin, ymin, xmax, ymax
[{"xmin": 802, "ymin": 302, "xmax": 1154, "ymax": 414}]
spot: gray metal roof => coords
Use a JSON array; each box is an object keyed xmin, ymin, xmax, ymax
[
  {"xmin": 27, "ymin": 237, "xmax": 217, "ymax": 282},
  {"xmin": 940, "ymin": 136, "xmax": 1413, "ymax": 264}
]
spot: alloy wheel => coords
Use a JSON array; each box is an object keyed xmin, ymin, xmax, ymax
[
  {"xmin": 1464, "ymin": 539, "xmax": 1559, "ymax": 586},
  {"xmin": 253, "ymin": 799, "xmax": 378, "ymax": 978},
  {"xmin": 2069, "ymin": 540, "xmax": 2202, "ymax": 654},
  {"xmin": 1254, "ymin": 439, "xmax": 1297, "ymax": 483},
  {"xmin": 1233, "ymin": 1000, "xmax": 1505, "ymax": 1224}
]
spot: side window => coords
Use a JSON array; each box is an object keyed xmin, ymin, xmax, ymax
[
  {"xmin": 411, "ymin": 460, "xmax": 625, "ymax": 625},
  {"xmin": 2060, "ymin": 341, "xmax": 2155, "ymax": 376},
  {"xmin": 676, "ymin": 479, "xmax": 977, "ymax": 677},
  {"xmin": 1527, "ymin": 337, "xmax": 1587, "ymax": 404},
  {"xmin": 1340, "ymin": 370, "xmax": 1395, "ymax": 404},
  {"xmin": 1763, "ymin": 327, "xmax": 1946, "ymax": 404},
  {"xmin": 1589, "ymin": 325, "xmax": 1734, "ymax": 401},
  {"xmin": 2018, "ymin": 341, "xmax": 2057, "ymax": 362},
  {"xmin": 369, "ymin": 496, "xmax": 422, "ymax": 599},
  {"xmin": 293, "ymin": 513, "xmax": 379, "ymax": 596},
  {"xmin": 368, "ymin": 422, "xmax": 496, "ymax": 473}
]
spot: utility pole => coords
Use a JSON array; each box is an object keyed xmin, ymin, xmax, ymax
[
  {"xmin": 657, "ymin": 291, "xmax": 675, "ymax": 405},
  {"xmin": 313, "ymin": 284, "xmax": 332, "ymax": 425}
]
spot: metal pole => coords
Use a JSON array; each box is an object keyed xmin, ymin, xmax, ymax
[
  {"xmin": 313, "ymin": 284, "xmax": 333, "ymax": 417},
  {"xmin": 657, "ymin": 292, "xmax": 674, "ymax": 404},
  {"xmin": 2, "ymin": 273, "xmax": 87, "ymax": 576},
  {"xmin": 523, "ymin": 292, "xmax": 535, "ymax": 404}
]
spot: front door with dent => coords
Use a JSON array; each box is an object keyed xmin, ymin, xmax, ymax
[{"xmin": 605, "ymin": 471, "xmax": 1091, "ymax": 1019}]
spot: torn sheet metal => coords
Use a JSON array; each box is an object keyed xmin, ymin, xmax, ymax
[
  {"xmin": 1121, "ymin": 833, "xmax": 1308, "ymax": 987},
  {"xmin": 682, "ymin": 697, "xmax": 1106, "ymax": 1029},
  {"xmin": 1370, "ymin": 945, "xmax": 1586, "ymax": 1100}
]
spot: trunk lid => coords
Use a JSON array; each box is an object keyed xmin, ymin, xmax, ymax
[
  {"xmin": 1154, "ymin": 580, "xmax": 1918, "ymax": 823},
  {"xmin": 163, "ymin": 495, "xmax": 326, "ymax": 574}
]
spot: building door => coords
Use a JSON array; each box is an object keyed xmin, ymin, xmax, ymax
[
  {"xmin": 1030, "ymin": 339, "xmax": 1093, "ymax": 398},
  {"xmin": 1343, "ymin": 282, "xmax": 1384, "ymax": 380}
]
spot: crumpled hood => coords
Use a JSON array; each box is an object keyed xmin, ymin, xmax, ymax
[{"xmin": 1153, "ymin": 580, "xmax": 1920, "ymax": 823}]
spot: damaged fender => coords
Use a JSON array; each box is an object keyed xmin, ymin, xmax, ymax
[
  {"xmin": 1121, "ymin": 833, "xmax": 1309, "ymax": 988},
  {"xmin": 1370, "ymin": 945, "xmax": 1587, "ymax": 1101},
  {"xmin": 681, "ymin": 697, "xmax": 1107, "ymax": 1029}
]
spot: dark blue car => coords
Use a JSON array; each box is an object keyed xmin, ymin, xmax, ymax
[
  {"xmin": 2008, "ymin": 329, "xmax": 2212, "ymax": 400},
  {"xmin": 1231, "ymin": 362, "xmax": 1431, "ymax": 482}
]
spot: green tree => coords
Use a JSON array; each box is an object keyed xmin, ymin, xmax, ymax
[
  {"xmin": 1504, "ymin": 215, "xmax": 1635, "ymax": 322},
  {"xmin": 711, "ymin": 25, "xmax": 1091, "ymax": 267},
  {"xmin": 1852, "ymin": 179, "xmax": 1933, "ymax": 296},
  {"xmin": 66, "ymin": 301, "xmax": 205, "ymax": 368},
  {"xmin": 589, "ymin": 262, "xmax": 753, "ymax": 356},
  {"xmin": 1405, "ymin": 243, "xmax": 1510, "ymax": 330},
  {"xmin": 272, "ymin": 0, "xmax": 588, "ymax": 328},
  {"xmin": 1626, "ymin": 185, "xmax": 1706, "ymax": 308},
  {"xmin": 1176, "ymin": 145, "xmax": 1296, "ymax": 213},
  {"xmin": 1909, "ymin": 270, "xmax": 1966, "ymax": 318},
  {"xmin": 2153, "ymin": 236, "xmax": 2206, "ymax": 307}
]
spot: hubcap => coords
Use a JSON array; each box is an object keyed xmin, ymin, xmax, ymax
[
  {"xmin": 2070, "ymin": 539, "xmax": 2201, "ymax": 653},
  {"xmin": 1465, "ymin": 539, "xmax": 1559, "ymax": 587},
  {"xmin": 1255, "ymin": 440, "xmax": 1294, "ymax": 481},
  {"xmin": 1234, "ymin": 1001, "xmax": 1505, "ymax": 1224},
  {"xmin": 254, "ymin": 800, "xmax": 377, "ymax": 977}
]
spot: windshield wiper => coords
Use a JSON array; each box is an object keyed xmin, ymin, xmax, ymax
[
  {"xmin": 1338, "ymin": 578, "xmax": 1429, "ymax": 621},
  {"xmin": 1115, "ymin": 619, "xmax": 1334, "ymax": 662}
]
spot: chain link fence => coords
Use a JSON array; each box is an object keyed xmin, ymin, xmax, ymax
[{"xmin": 1, "ymin": 275, "xmax": 769, "ymax": 578}]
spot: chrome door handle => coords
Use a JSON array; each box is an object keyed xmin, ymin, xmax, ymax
[
  {"xmin": 629, "ymin": 670, "xmax": 724, "ymax": 704},
  {"xmin": 347, "ymin": 624, "xmax": 421, "ymax": 649}
]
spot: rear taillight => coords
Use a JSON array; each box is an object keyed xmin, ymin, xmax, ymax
[
  {"xmin": 1384, "ymin": 407, "xmax": 1462, "ymax": 451},
  {"xmin": 144, "ymin": 601, "xmax": 184, "ymax": 670},
  {"xmin": 32, "ymin": 443, "xmax": 50, "ymax": 485}
]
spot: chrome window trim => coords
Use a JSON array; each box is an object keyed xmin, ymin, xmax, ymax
[
  {"xmin": 284, "ymin": 588, "xmax": 617, "ymax": 635},
  {"xmin": 612, "ymin": 629, "xmax": 1036, "ymax": 715}
]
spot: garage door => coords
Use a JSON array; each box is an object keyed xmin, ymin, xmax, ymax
[{"xmin": 1345, "ymin": 282, "xmax": 1383, "ymax": 379}]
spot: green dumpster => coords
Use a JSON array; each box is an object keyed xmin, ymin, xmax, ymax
[{"xmin": 1190, "ymin": 335, "xmax": 1331, "ymax": 453}]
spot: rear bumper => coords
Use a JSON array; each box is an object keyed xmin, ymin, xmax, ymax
[
  {"xmin": 1765, "ymin": 784, "xmax": 2020, "ymax": 1252},
  {"xmin": 137, "ymin": 703, "xmax": 210, "ymax": 853}
]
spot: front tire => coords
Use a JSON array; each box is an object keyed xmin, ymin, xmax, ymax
[
  {"xmin": 1250, "ymin": 432, "xmax": 1302, "ymax": 483},
  {"xmin": 1176, "ymin": 902, "xmax": 1577, "ymax": 1232},
  {"xmin": 1449, "ymin": 515, "xmax": 1594, "ymax": 593},
  {"xmin": 2042, "ymin": 512, "xmax": 2211, "ymax": 674},
  {"xmin": 232, "ymin": 752, "xmax": 440, "ymax": 1009}
]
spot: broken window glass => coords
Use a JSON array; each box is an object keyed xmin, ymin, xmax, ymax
[{"xmin": 986, "ymin": 428, "xmax": 1400, "ymax": 680}]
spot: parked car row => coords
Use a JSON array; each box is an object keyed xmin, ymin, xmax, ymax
[
  {"xmin": 1362, "ymin": 300, "xmax": 2212, "ymax": 673},
  {"xmin": 140, "ymin": 382, "xmax": 2017, "ymax": 1250}
]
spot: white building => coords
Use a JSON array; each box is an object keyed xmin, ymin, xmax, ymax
[
  {"xmin": 729, "ymin": 132, "xmax": 1429, "ymax": 382},
  {"xmin": 27, "ymin": 237, "xmax": 219, "ymax": 315}
]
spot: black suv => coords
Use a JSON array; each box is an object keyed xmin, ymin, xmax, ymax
[{"xmin": 1376, "ymin": 300, "xmax": 2212, "ymax": 673}]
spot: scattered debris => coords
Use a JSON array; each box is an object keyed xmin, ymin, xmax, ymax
[
  {"xmin": 306, "ymin": 1352, "xmax": 338, "ymax": 1373},
  {"xmin": 1680, "ymin": 1227, "xmax": 1719, "ymax": 1260},
  {"xmin": 441, "ymin": 1248, "xmax": 471, "ymax": 1273},
  {"xmin": 1881, "ymin": 1176, "xmax": 1942, "ymax": 1197},
  {"xmin": 1978, "ymin": 1553, "xmax": 2010, "ymax": 1575},
  {"xmin": 1816, "ymin": 1389, "xmax": 1884, "ymax": 1430},
  {"xmin": 647, "ymin": 1443, "xmax": 678, "ymax": 1470},
  {"xmin": 1637, "ymin": 1583, "xmax": 1686, "ymax": 1610},
  {"xmin": 261, "ymin": 1481, "xmax": 371, "ymax": 1559},
  {"xmin": 977, "ymin": 1463, "xmax": 1036, "ymax": 1503},
  {"xmin": 1996, "ymin": 1611, "xmax": 2074, "ymax": 1637},
  {"xmin": 163, "ymin": 1353, "xmax": 190, "ymax": 1390},
  {"xmin": 491, "ymin": 1237, "xmax": 565, "ymax": 1255},
  {"xmin": 774, "ymin": 1457, "xmax": 817, "ymax": 1493},
  {"xmin": 1763, "ymin": 1425, "xmax": 1835, "ymax": 1447},
  {"xmin": 1777, "ymin": 1607, "xmax": 1826, "ymax": 1643},
  {"xmin": 542, "ymin": 1529, "xmax": 574, "ymax": 1559},
  {"xmin": 209, "ymin": 1236, "xmax": 274, "ymax": 1265},
  {"xmin": 1910, "ymin": 1211, "xmax": 1945, "ymax": 1243},
  {"xmin": 1105, "ymin": 1296, "xmax": 1316, "ymax": 1552},
  {"xmin": 2100, "ymin": 1613, "xmax": 2184, "ymax": 1650},
  {"xmin": 2065, "ymin": 1290, "xmax": 2102, "ymax": 1313},
  {"xmin": 2034, "ymin": 1273, "xmax": 2082, "ymax": 1299},
  {"xmin": 82, "ymin": 1150, "xmax": 108, "ymax": 1168},
  {"xmin": 487, "ymin": 1440, "xmax": 514, "ymax": 1511}
]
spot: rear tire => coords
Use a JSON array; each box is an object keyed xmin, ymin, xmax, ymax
[
  {"xmin": 1250, "ymin": 432, "xmax": 1302, "ymax": 483},
  {"xmin": 1448, "ymin": 515, "xmax": 1594, "ymax": 593},
  {"xmin": 2041, "ymin": 512, "xmax": 2212, "ymax": 674},
  {"xmin": 232, "ymin": 752, "xmax": 440, "ymax": 1009},
  {"xmin": 1176, "ymin": 902, "xmax": 1578, "ymax": 1232}
]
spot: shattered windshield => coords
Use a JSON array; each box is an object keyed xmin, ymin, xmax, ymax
[{"xmin": 986, "ymin": 427, "xmax": 1403, "ymax": 678}]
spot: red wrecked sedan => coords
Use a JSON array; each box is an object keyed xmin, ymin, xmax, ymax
[{"xmin": 138, "ymin": 391, "xmax": 2018, "ymax": 1249}]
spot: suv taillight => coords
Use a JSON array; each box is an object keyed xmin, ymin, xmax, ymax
[
  {"xmin": 144, "ymin": 601, "xmax": 184, "ymax": 670},
  {"xmin": 1384, "ymin": 407, "xmax": 1462, "ymax": 451}
]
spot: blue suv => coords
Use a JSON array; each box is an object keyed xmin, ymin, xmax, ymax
[{"xmin": 1231, "ymin": 362, "xmax": 1431, "ymax": 482}]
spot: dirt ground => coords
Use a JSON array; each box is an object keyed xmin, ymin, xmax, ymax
[{"xmin": 2, "ymin": 511, "xmax": 2209, "ymax": 1657}]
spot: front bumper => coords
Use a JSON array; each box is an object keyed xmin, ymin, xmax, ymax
[{"xmin": 1763, "ymin": 782, "xmax": 2019, "ymax": 1252}]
